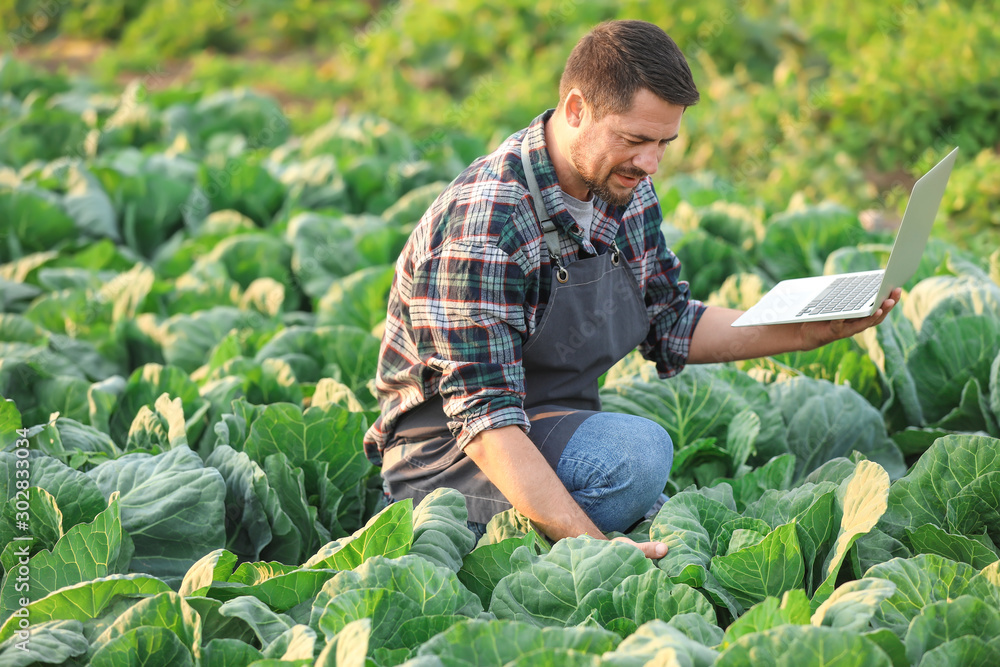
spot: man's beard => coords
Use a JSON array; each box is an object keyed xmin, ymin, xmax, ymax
[{"xmin": 569, "ymin": 133, "xmax": 646, "ymax": 207}]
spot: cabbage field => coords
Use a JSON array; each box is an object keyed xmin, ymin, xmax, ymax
[{"xmin": 3, "ymin": 27, "xmax": 1000, "ymax": 667}]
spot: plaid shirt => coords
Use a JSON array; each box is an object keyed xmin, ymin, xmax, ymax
[{"xmin": 363, "ymin": 110, "xmax": 706, "ymax": 465}]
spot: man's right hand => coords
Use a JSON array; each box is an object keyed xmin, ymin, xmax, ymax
[
  {"xmin": 612, "ymin": 536, "xmax": 668, "ymax": 560},
  {"xmin": 464, "ymin": 425, "xmax": 668, "ymax": 560},
  {"xmin": 464, "ymin": 424, "xmax": 607, "ymax": 543}
]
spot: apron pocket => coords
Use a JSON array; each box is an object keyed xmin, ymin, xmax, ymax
[{"xmin": 382, "ymin": 432, "xmax": 463, "ymax": 479}]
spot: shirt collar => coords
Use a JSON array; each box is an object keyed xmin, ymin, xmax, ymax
[{"xmin": 521, "ymin": 110, "xmax": 630, "ymax": 249}]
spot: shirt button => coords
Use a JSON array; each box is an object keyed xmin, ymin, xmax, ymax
[{"xmin": 570, "ymin": 224, "xmax": 582, "ymax": 235}]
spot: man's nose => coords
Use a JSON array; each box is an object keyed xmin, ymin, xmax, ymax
[{"xmin": 633, "ymin": 145, "xmax": 660, "ymax": 176}]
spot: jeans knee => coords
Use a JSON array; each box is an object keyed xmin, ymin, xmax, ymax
[
  {"xmin": 627, "ymin": 417, "xmax": 673, "ymax": 492},
  {"xmin": 558, "ymin": 412, "xmax": 675, "ymax": 533},
  {"xmin": 603, "ymin": 415, "xmax": 673, "ymax": 529}
]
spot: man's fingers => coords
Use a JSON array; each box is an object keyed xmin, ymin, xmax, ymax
[
  {"xmin": 870, "ymin": 296, "xmax": 898, "ymax": 325},
  {"xmin": 612, "ymin": 536, "xmax": 668, "ymax": 559},
  {"xmin": 638, "ymin": 541, "xmax": 668, "ymax": 559},
  {"xmin": 874, "ymin": 289, "xmax": 902, "ymax": 324}
]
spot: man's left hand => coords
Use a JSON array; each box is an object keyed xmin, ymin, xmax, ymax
[{"xmin": 798, "ymin": 287, "xmax": 902, "ymax": 351}]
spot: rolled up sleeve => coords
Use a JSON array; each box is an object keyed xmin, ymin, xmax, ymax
[{"xmin": 409, "ymin": 240, "xmax": 532, "ymax": 448}]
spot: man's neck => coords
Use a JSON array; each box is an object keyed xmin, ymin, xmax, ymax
[{"xmin": 543, "ymin": 113, "xmax": 591, "ymax": 201}]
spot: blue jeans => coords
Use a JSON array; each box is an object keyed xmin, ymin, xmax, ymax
[{"xmin": 468, "ymin": 412, "xmax": 673, "ymax": 540}]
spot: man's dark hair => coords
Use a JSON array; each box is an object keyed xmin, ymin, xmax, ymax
[{"xmin": 558, "ymin": 20, "xmax": 699, "ymax": 119}]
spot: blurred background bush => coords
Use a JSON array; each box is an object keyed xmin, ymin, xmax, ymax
[{"xmin": 2, "ymin": 0, "xmax": 998, "ymax": 255}]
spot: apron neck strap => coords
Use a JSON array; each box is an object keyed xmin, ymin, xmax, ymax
[{"xmin": 519, "ymin": 138, "xmax": 562, "ymax": 260}]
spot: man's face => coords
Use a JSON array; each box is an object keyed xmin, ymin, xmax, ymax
[{"xmin": 568, "ymin": 88, "xmax": 685, "ymax": 206}]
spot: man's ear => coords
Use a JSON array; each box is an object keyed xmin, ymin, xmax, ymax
[{"xmin": 564, "ymin": 88, "xmax": 587, "ymax": 129}]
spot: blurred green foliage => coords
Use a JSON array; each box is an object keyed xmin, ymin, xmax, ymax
[{"xmin": 1, "ymin": 0, "xmax": 998, "ymax": 248}]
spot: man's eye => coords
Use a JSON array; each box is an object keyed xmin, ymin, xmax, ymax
[{"xmin": 624, "ymin": 138, "xmax": 641, "ymax": 146}]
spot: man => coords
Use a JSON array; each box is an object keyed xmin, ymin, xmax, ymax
[{"xmin": 362, "ymin": 20, "xmax": 900, "ymax": 559}]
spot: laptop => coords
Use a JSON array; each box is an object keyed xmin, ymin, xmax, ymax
[{"xmin": 731, "ymin": 147, "xmax": 958, "ymax": 327}]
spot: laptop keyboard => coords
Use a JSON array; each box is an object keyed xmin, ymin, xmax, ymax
[{"xmin": 796, "ymin": 273, "xmax": 882, "ymax": 317}]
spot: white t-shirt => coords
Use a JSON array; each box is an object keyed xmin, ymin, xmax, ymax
[{"xmin": 561, "ymin": 190, "xmax": 595, "ymax": 240}]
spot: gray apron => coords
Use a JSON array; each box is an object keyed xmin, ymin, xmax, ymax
[{"xmin": 381, "ymin": 139, "xmax": 650, "ymax": 523}]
